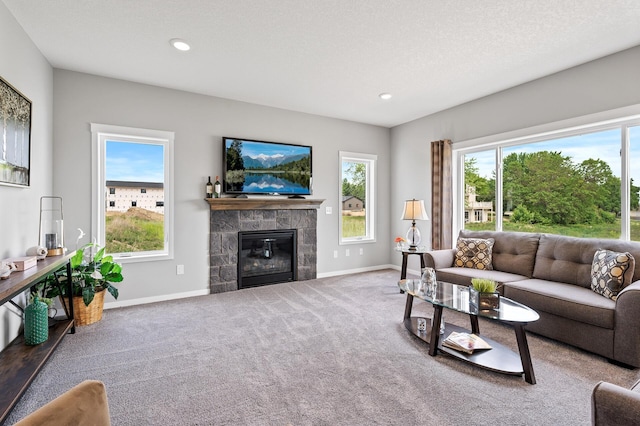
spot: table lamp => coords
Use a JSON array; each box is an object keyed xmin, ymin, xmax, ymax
[{"xmin": 402, "ymin": 198, "xmax": 429, "ymax": 250}]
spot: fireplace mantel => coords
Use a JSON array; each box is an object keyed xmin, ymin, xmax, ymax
[{"xmin": 205, "ymin": 198, "xmax": 324, "ymax": 211}]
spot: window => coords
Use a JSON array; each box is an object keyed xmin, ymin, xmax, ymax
[
  {"xmin": 630, "ymin": 125, "xmax": 640, "ymax": 241},
  {"xmin": 458, "ymin": 115, "xmax": 640, "ymax": 241},
  {"xmin": 340, "ymin": 151, "xmax": 376, "ymax": 244},
  {"xmin": 91, "ymin": 123, "xmax": 174, "ymax": 262}
]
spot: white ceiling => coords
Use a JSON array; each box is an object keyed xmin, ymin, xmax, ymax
[{"xmin": 4, "ymin": 0, "xmax": 640, "ymax": 128}]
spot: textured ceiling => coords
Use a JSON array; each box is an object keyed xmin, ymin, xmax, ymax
[{"xmin": 4, "ymin": 0, "xmax": 640, "ymax": 127}]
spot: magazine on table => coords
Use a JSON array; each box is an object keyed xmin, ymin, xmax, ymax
[{"xmin": 442, "ymin": 331, "xmax": 492, "ymax": 354}]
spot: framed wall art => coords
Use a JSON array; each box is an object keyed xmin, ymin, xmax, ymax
[{"xmin": 0, "ymin": 76, "xmax": 31, "ymax": 187}]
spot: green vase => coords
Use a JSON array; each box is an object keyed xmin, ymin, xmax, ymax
[{"xmin": 24, "ymin": 297, "xmax": 49, "ymax": 345}]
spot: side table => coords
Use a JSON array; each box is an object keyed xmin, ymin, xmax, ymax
[{"xmin": 397, "ymin": 247, "xmax": 429, "ymax": 293}]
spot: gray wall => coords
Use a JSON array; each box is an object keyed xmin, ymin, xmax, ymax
[
  {"xmin": 52, "ymin": 70, "xmax": 392, "ymax": 304},
  {"xmin": 390, "ymin": 46, "xmax": 640, "ymax": 273},
  {"xmin": 0, "ymin": 2, "xmax": 54, "ymax": 346}
]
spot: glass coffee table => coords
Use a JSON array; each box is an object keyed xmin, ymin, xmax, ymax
[{"xmin": 398, "ymin": 279, "xmax": 540, "ymax": 384}]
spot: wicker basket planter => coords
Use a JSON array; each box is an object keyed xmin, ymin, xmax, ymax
[{"xmin": 72, "ymin": 289, "xmax": 106, "ymax": 326}]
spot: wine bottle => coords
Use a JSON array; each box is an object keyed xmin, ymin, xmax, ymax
[
  {"xmin": 206, "ymin": 176, "xmax": 213, "ymax": 198},
  {"xmin": 214, "ymin": 176, "xmax": 221, "ymax": 198}
]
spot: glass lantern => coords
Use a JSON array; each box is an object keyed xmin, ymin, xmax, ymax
[{"xmin": 39, "ymin": 196, "xmax": 65, "ymax": 256}]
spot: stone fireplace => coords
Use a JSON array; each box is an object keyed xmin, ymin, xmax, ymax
[{"xmin": 207, "ymin": 198, "xmax": 323, "ymax": 293}]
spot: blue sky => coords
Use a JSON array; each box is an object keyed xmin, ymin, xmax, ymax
[
  {"xmin": 471, "ymin": 126, "xmax": 640, "ymax": 185},
  {"xmin": 106, "ymin": 141, "xmax": 164, "ymax": 182}
]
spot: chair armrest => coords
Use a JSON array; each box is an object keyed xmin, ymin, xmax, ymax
[
  {"xmin": 15, "ymin": 380, "xmax": 110, "ymax": 425},
  {"xmin": 613, "ymin": 281, "xmax": 640, "ymax": 367},
  {"xmin": 592, "ymin": 380, "xmax": 640, "ymax": 425},
  {"xmin": 423, "ymin": 249, "xmax": 456, "ymax": 269}
]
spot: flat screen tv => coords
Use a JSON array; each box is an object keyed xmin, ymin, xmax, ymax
[{"xmin": 222, "ymin": 137, "xmax": 312, "ymax": 196}]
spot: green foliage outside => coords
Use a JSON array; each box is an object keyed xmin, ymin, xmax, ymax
[
  {"xmin": 464, "ymin": 151, "xmax": 640, "ymax": 228},
  {"xmin": 341, "ymin": 161, "xmax": 368, "ymax": 238},
  {"xmin": 342, "ymin": 216, "xmax": 366, "ymax": 238},
  {"xmin": 105, "ymin": 210, "xmax": 164, "ymax": 254},
  {"xmin": 342, "ymin": 161, "xmax": 367, "ymax": 206}
]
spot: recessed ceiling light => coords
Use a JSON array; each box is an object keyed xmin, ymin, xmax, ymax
[
  {"xmin": 379, "ymin": 93, "xmax": 392, "ymax": 100},
  {"xmin": 170, "ymin": 38, "xmax": 191, "ymax": 51}
]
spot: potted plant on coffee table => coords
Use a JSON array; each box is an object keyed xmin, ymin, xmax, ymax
[
  {"xmin": 469, "ymin": 278, "xmax": 500, "ymax": 311},
  {"xmin": 67, "ymin": 243, "xmax": 123, "ymax": 325}
]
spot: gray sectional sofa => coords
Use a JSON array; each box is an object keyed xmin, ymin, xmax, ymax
[{"xmin": 424, "ymin": 230, "xmax": 640, "ymax": 367}]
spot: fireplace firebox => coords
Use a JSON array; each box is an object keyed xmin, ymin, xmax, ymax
[{"xmin": 238, "ymin": 229, "xmax": 297, "ymax": 289}]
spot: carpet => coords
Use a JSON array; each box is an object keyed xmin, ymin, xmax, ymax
[{"xmin": 6, "ymin": 269, "xmax": 640, "ymax": 425}]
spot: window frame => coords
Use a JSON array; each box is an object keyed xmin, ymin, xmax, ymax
[
  {"xmin": 91, "ymin": 123, "xmax": 174, "ymax": 263},
  {"xmin": 339, "ymin": 151, "xmax": 377, "ymax": 245},
  {"xmin": 454, "ymin": 110, "xmax": 640, "ymax": 240}
]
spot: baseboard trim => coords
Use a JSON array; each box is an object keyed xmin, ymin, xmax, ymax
[
  {"xmin": 317, "ymin": 264, "xmax": 398, "ymax": 279},
  {"xmin": 104, "ymin": 289, "xmax": 210, "ymax": 310}
]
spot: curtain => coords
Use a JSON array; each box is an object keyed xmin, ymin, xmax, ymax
[{"xmin": 431, "ymin": 139, "xmax": 453, "ymax": 250}]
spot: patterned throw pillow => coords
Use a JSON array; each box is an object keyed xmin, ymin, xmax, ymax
[
  {"xmin": 591, "ymin": 249, "xmax": 635, "ymax": 301},
  {"xmin": 454, "ymin": 238, "xmax": 494, "ymax": 270}
]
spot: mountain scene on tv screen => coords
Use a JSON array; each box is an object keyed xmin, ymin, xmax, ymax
[{"xmin": 225, "ymin": 139, "xmax": 311, "ymax": 194}]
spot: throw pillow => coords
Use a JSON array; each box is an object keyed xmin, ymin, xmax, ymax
[
  {"xmin": 454, "ymin": 237, "xmax": 494, "ymax": 270},
  {"xmin": 591, "ymin": 249, "xmax": 635, "ymax": 301}
]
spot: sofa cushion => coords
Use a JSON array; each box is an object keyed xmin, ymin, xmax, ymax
[
  {"xmin": 591, "ymin": 249, "xmax": 635, "ymax": 301},
  {"xmin": 454, "ymin": 237, "xmax": 494, "ymax": 270},
  {"xmin": 503, "ymin": 279, "xmax": 615, "ymax": 329},
  {"xmin": 459, "ymin": 230, "xmax": 540, "ymax": 277},
  {"xmin": 533, "ymin": 234, "xmax": 640, "ymax": 288}
]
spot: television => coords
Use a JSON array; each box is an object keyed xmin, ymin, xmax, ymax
[{"xmin": 222, "ymin": 137, "xmax": 312, "ymax": 196}]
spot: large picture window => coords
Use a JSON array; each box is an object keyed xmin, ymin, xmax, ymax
[
  {"xmin": 458, "ymin": 116, "xmax": 640, "ymax": 241},
  {"xmin": 91, "ymin": 124, "xmax": 174, "ymax": 262},
  {"xmin": 340, "ymin": 151, "xmax": 376, "ymax": 244}
]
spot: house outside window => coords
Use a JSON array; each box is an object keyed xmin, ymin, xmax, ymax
[
  {"xmin": 458, "ymin": 116, "xmax": 640, "ymax": 241},
  {"xmin": 91, "ymin": 123, "xmax": 174, "ymax": 262},
  {"xmin": 340, "ymin": 151, "xmax": 376, "ymax": 244}
]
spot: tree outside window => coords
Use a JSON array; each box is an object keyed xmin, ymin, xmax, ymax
[
  {"xmin": 340, "ymin": 152, "xmax": 376, "ymax": 243},
  {"xmin": 462, "ymin": 124, "xmax": 640, "ymax": 240}
]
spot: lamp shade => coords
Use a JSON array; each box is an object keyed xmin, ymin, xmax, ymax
[{"xmin": 402, "ymin": 199, "xmax": 429, "ymax": 221}]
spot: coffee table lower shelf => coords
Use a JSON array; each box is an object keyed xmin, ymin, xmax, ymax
[{"xmin": 405, "ymin": 317, "xmax": 527, "ymax": 378}]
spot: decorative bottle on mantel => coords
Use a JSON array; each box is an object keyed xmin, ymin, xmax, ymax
[
  {"xmin": 214, "ymin": 176, "xmax": 221, "ymax": 198},
  {"xmin": 206, "ymin": 176, "xmax": 213, "ymax": 198}
]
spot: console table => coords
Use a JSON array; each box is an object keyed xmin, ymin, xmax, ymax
[{"xmin": 0, "ymin": 253, "xmax": 75, "ymax": 423}]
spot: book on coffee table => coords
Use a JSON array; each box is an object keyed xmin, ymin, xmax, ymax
[{"xmin": 443, "ymin": 331, "xmax": 492, "ymax": 354}]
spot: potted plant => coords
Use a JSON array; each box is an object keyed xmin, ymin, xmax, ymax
[
  {"xmin": 469, "ymin": 278, "xmax": 500, "ymax": 311},
  {"xmin": 47, "ymin": 243, "xmax": 123, "ymax": 325}
]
